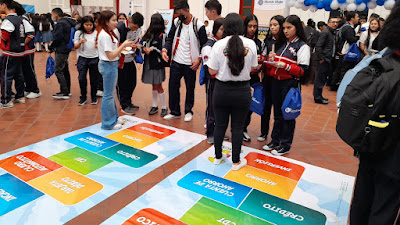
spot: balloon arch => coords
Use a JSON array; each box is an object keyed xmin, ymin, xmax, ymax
[{"xmin": 287, "ymin": 0, "xmax": 397, "ymax": 12}]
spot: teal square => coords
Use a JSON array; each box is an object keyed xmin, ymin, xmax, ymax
[{"xmin": 98, "ymin": 144, "xmax": 158, "ymax": 168}]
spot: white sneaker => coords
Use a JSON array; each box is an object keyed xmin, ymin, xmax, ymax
[
  {"xmin": 117, "ymin": 118, "xmax": 124, "ymax": 125},
  {"xmin": 14, "ymin": 97, "xmax": 25, "ymax": 104},
  {"xmin": 257, "ymin": 134, "xmax": 267, "ymax": 142},
  {"xmin": 243, "ymin": 132, "xmax": 251, "ymax": 142},
  {"xmin": 26, "ymin": 92, "xmax": 42, "ymax": 99},
  {"xmin": 0, "ymin": 101, "xmax": 14, "ymax": 109},
  {"xmin": 204, "ymin": 124, "xmax": 207, "ymax": 129},
  {"xmin": 24, "ymin": 91, "xmax": 29, "ymax": 96},
  {"xmin": 214, "ymin": 153, "xmax": 227, "ymax": 165},
  {"xmin": 164, "ymin": 114, "xmax": 181, "ymax": 120},
  {"xmin": 184, "ymin": 113, "xmax": 193, "ymax": 122},
  {"xmin": 96, "ymin": 90, "xmax": 104, "ymax": 97},
  {"xmin": 112, "ymin": 124, "xmax": 122, "ymax": 130},
  {"xmin": 231, "ymin": 158, "xmax": 247, "ymax": 171}
]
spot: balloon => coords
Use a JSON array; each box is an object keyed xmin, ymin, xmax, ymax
[
  {"xmin": 331, "ymin": 0, "xmax": 340, "ymax": 9},
  {"xmin": 355, "ymin": 0, "xmax": 363, "ymax": 4},
  {"xmin": 377, "ymin": 0, "xmax": 385, "ymax": 6},
  {"xmin": 384, "ymin": 0, "xmax": 396, "ymax": 9},
  {"xmin": 347, "ymin": 2, "xmax": 357, "ymax": 10},
  {"xmin": 338, "ymin": 0, "xmax": 346, "ymax": 3},
  {"xmin": 362, "ymin": 0, "xmax": 370, "ymax": 3},
  {"xmin": 340, "ymin": 3, "xmax": 348, "ymax": 9},
  {"xmin": 310, "ymin": 0, "xmax": 319, "ymax": 5},
  {"xmin": 347, "ymin": 0, "xmax": 355, "ymax": 4},
  {"xmin": 325, "ymin": 3, "xmax": 332, "ymax": 10},
  {"xmin": 304, "ymin": 0, "xmax": 312, "ymax": 6},
  {"xmin": 310, "ymin": 5, "xmax": 318, "ymax": 11},
  {"xmin": 357, "ymin": 2, "xmax": 366, "ymax": 10},
  {"xmin": 367, "ymin": 1, "xmax": 377, "ymax": 8},
  {"xmin": 295, "ymin": 1, "xmax": 304, "ymax": 8},
  {"xmin": 302, "ymin": 4, "xmax": 310, "ymax": 10},
  {"xmin": 288, "ymin": 0, "xmax": 296, "ymax": 7},
  {"xmin": 297, "ymin": 0, "xmax": 305, "ymax": 3},
  {"xmin": 317, "ymin": 1, "xmax": 325, "ymax": 8}
]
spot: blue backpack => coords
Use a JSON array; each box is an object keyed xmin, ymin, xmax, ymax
[
  {"xmin": 199, "ymin": 62, "xmax": 206, "ymax": 85},
  {"xmin": 46, "ymin": 56, "xmax": 55, "ymax": 79},
  {"xmin": 343, "ymin": 43, "xmax": 361, "ymax": 62},
  {"xmin": 282, "ymin": 87, "xmax": 302, "ymax": 120},
  {"xmin": 67, "ymin": 27, "xmax": 75, "ymax": 50},
  {"xmin": 250, "ymin": 83, "xmax": 265, "ymax": 116}
]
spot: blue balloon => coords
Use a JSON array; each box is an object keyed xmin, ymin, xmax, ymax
[
  {"xmin": 317, "ymin": 1, "xmax": 325, "ymax": 8},
  {"xmin": 355, "ymin": 0, "xmax": 363, "ymax": 4},
  {"xmin": 304, "ymin": 0, "xmax": 312, "ymax": 6},
  {"xmin": 377, "ymin": 0, "xmax": 385, "ymax": 5},
  {"xmin": 338, "ymin": 0, "xmax": 346, "ymax": 3},
  {"xmin": 310, "ymin": 0, "xmax": 318, "ymax": 5},
  {"xmin": 362, "ymin": 0, "xmax": 370, "ymax": 3},
  {"xmin": 324, "ymin": 4, "xmax": 332, "ymax": 10}
]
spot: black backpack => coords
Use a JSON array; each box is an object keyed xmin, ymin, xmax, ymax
[{"xmin": 336, "ymin": 53, "xmax": 400, "ymax": 154}]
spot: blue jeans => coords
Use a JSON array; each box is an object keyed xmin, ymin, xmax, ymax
[{"xmin": 98, "ymin": 60, "xmax": 119, "ymax": 130}]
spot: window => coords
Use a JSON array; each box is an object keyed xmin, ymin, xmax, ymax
[
  {"xmin": 170, "ymin": 0, "xmax": 182, "ymax": 17},
  {"xmin": 240, "ymin": 0, "xmax": 254, "ymax": 19},
  {"xmin": 70, "ymin": 0, "xmax": 81, "ymax": 5}
]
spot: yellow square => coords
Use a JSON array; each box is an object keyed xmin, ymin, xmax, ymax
[
  {"xmin": 28, "ymin": 167, "xmax": 103, "ymax": 205},
  {"xmin": 224, "ymin": 166, "xmax": 298, "ymax": 199},
  {"xmin": 106, "ymin": 130, "xmax": 159, "ymax": 149}
]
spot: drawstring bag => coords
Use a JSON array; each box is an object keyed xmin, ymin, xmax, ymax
[
  {"xmin": 134, "ymin": 48, "xmax": 144, "ymax": 64},
  {"xmin": 199, "ymin": 62, "xmax": 205, "ymax": 85},
  {"xmin": 46, "ymin": 56, "xmax": 55, "ymax": 79},
  {"xmin": 250, "ymin": 82, "xmax": 265, "ymax": 116},
  {"xmin": 344, "ymin": 43, "xmax": 361, "ymax": 62},
  {"xmin": 282, "ymin": 86, "xmax": 302, "ymax": 120}
]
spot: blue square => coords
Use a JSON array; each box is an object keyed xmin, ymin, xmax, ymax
[
  {"xmin": 0, "ymin": 173, "xmax": 44, "ymax": 216},
  {"xmin": 65, "ymin": 132, "xmax": 118, "ymax": 153}
]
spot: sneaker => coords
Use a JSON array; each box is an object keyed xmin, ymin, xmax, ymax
[
  {"xmin": 271, "ymin": 147, "xmax": 290, "ymax": 156},
  {"xmin": 117, "ymin": 118, "xmax": 124, "ymax": 125},
  {"xmin": 257, "ymin": 134, "xmax": 267, "ymax": 142},
  {"xmin": 207, "ymin": 136, "xmax": 214, "ymax": 144},
  {"xmin": 14, "ymin": 97, "xmax": 25, "ymax": 104},
  {"xmin": 121, "ymin": 107, "xmax": 135, "ymax": 115},
  {"xmin": 91, "ymin": 99, "xmax": 98, "ymax": 105},
  {"xmin": 263, "ymin": 142, "xmax": 279, "ymax": 151},
  {"xmin": 160, "ymin": 108, "xmax": 168, "ymax": 117},
  {"xmin": 224, "ymin": 135, "xmax": 229, "ymax": 140},
  {"xmin": 96, "ymin": 90, "xmax": 103, "ymax": 97},
  {"xmin": 24, "ymin": 91, "xmax": 29, "ymax": 96},
  {"xmin": 78, "ymin": 99, "xmax": 87, "ymax": 106},
  {"xmin": 68, "ymin": 93, "xmax": 72, "ymax": 96},
  {"xmin": 243, "ymin": 132, "xmax": 251, "ymax": 142},
  {"xmin": 314, "ymin": 98, "xmax": 329, "ymax": 104},
  {"xmin": 52, "ymin": 93, "xmax": 70, "ymax": 100},
  {"xmin": 112, "ymin": 124, "xmax": 122, "ymax": 130},
  {"xmin": 204, "ymin": 124, "xmax": 207, "ymax": 129},
  {"xmin": 231, "ymin": 158, "xmax": 247, "ymax": 171},
  {"xmin": 130, "ymin": 104, "xmax": 140, "ymax": 110},
  {"xmin": 214, "ymin": 153, "xmax": 227, "ymax": 165},
  {"xmin": 184, "ymin": 113, "xmax": 193, "ymax": 122},
  {"xmin": 26, "ymin": 92, "xmax": 42, "ymax": 99},
  {"xmin": 0, "ymin": 101, "xmax": 14, "ymax": 109},
  {"xmin": 164, "ymin": 114, "xmax": 181, "ymax": 120},
  {"xmin": 149, "ymin": 107, "xmax": 159, "ymax": 115}
]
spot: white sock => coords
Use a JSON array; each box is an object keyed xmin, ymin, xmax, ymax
[
  {"xmin": 35, "ymin": 42, "xmax": 40, "ymax": 51},
  {"xmin": 44, "ymin": 43, "xmax": 49, "ymax": 52},
  {"xmin": 152, "ymin": 90, "xmax": 158, "ymax": 107},
  {"xmin": 159, "ymin": 92, "xmax": 167, "ymax": 109}
]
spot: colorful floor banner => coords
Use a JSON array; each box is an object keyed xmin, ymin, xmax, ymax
[
  {"xmin": 0, "ymin": 116, "xmax": 205, "ymax": 224},
  {"xmin": 102, "ymin": 142, "xmax": 355, "ymax": 225}
]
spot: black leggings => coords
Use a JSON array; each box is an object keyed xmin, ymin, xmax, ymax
[{"xmin": 213, "ymin": 80, "xmax": 251, "ymax": 163}]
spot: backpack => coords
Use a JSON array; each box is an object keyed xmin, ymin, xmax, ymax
[
  {"xmin": 335, "ymin": 23, "xmax": 351, "ymax": 56},
  {"xmin": 67, "ymin": 27, "xmax": 76, "ymax": 50},
  {"xmin": 336, "ymin": 53, "xmax": 400, "ymax": 154}
]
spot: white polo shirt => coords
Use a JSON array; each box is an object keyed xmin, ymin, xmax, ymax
[{"xmin": 97, "ymin": 29, "xmax": 120, "ymax": 61}]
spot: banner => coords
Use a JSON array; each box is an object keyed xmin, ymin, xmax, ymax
[
  {"xmin": 22, "ymin": 5, "xmax": 34, "ymax": 14},
  {"xmin": 255, "ymin": 0, "xmax": 287, "ymax": 10},
  {"xmin": 154, "ymin": 9, "xmax": 174, "ymax": 34},
  {"xmin": 71, "ymin": 5, "xmax": 83, "ymax": 18}
]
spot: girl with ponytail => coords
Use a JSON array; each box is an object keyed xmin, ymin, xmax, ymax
[{"xmin": 207, "ymin": 13, "xmax": 258, "ymax": 171}]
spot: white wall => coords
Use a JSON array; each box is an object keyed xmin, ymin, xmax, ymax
[{"xmin": 19, "ymin": 0, "xmax": 113, "ymax": 14}]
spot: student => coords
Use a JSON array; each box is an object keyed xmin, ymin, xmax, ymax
[
  {"xmin": 317, "ymin": 21, "xmax": 327, "ymax": 31},
  {"xmin": 93, "ymin": 11, "xmax": 103, "ymax": 97},
  {"xmin": 208, "ymin": 13, "xmax": 258, "ymax": 171},
  {"xmin": 117, "ymin": 13, "xmax": 127, "ymax": 23},
  {"xmin": 97, "ymin": 10, "xmax": 133, "ymax": 130},
  {"xmin": 359, "ymin": 18, "xmax": 380, "ymax": 56},
  {"xmin": 141, "ymin": 13, "xmax": 168, "ymax": 117},
  {"xmin": 205, "ymin": 0, "xmax": 222, "ymax": 21},
  {"xmin": 202, "ymin": 18, "xmax": 224, "ymax": 144},
  {"xmin": 260, "ymin": 15, "xmax": 285, "ymax": 149},
  {"xmin": 161, "ymin": 0, "xmax": 208, "ymax": 122},
  {"xmin": 264, "ymin": 15, "xmax": 311, "ymax": 156},
  {"xmin": 40, "ymin": 15, "xmax": 53, "ymax": 52},
  {"xmin": 49, "ymin": 8, "xmax": 76, "ymax": 100},
  {"xmin": 0, "ymin": 0, "xmax": 26, "ymax": 109},
  {"xmin": 74, "ymin": 16, "xmax": 99, "ymax": 106},
  {"xmin": 242, "ymin": 14, "xmax": 265, "ymax": 142},
  {"xmin": 116, "ymin": 12, "xmax": 144, "ymax": 115}
]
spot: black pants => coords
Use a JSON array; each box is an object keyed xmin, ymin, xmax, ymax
[
  {"xmin": 350, "ymin": 158, "xmax": 400, "ymax": 225},
  {"xmin": 313, "ymin": 61, "xmax": 332, "ymax": 100},
  {"xmin": 0, "ymin": 55, "xmax": 24, "ymax": 103},
  {"xmin": 213, "ymin": 80, "xmax": 251, "ymax": 163},
  {"xmin": 244, "ymin": 74, "xmax": 261, "ymax": 133},
  {"xmin": 169, "ymin": 61, "xmax": 196, "ymax": 116},
  {"xmin": 77, "ymin": 56, "xmax": 99, "ymax": 101},
  {"xmin": 206, "ymin": 77, "xmax": 216, "ymax": 137},
  {"xmin": 260, "ymin": 76, "xmax": 273, "ymax": 136},
  {"xmin": 55, "ymin": 52, "xmax": 71, "ymax": 94},
  {"xmin": 117, "ymin": 61, "xmax": 137, "ymax": 110},
  {"xmin": 331, "ymin": 56, "xmax": 357, "ymax": 88},
  {"xmin": 22, "ymin": 54, "xmax": 40, "ymax": 93},
  {"xmin": 270, "ymin": 78, "xmax": 298, "ymax": 150}
]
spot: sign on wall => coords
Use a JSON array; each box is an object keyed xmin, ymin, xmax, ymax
[
  {"xmin": 154, "ymin": 9, "xmax": 174, "ymax": 34},
  {"xmin": 255, "ymin": 0, "xmax": 287, "ymax": 10},
  {"xmin": 22, "ymin": 5, "xmax": 35, "ymax": 14}
]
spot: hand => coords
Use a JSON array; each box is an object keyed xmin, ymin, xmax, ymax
[
  {"xmin": 364, "ymin": 52, "xmax": 369, "ymax": 56},
  {"xmin": 143, "ymin": 47, "xmax": 152, "ymax": 55},
  {"xmin": 268, "ymin": 51, "xmax": 276, "ymax": 61},
  {"xmin": 272, "ymin": 62, "xmax": 286, "ymax": 69},
  {"xmin": 190, "ymin": 59, "xmax": 201, "ymax": 71},
  {"xmin": 81, "ymin": 38, "xmax": 87, "ymax": 43},
  {"xmin": 162, "ymin": 51, "xmax": 169, "ymax": 62},
  {"xmin": 319, "ymin": 59, "xmax": 324, "ymax": 64},
  {"xmin": 122, "ymin": 40, "xmax": 134, "ymax": 48}
]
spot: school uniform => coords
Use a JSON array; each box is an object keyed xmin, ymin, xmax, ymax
[
  {"xmin": 142, "ymin": 32, "xmax": 166, "ymax": 84},
  {"xmin": 0, "ymin": 13, "xmax": 26, "ymax": 105},
  {"xmin": 22, "ymin": 15, "xmax": 40, "ymax": 95},
  {"xmin": 208, "ymin": 35, "xmax": 258, "ymax": 163},
  {"xmin": 74, "ymin": 30, "xmax": 99, "ymax": 102}
]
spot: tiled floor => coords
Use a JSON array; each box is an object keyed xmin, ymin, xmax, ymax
[{"xmin": 0, "ymin": 52, "xmax": 358, "ymax": 224}]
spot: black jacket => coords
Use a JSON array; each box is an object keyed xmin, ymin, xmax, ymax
[
  {"xmin": 341, "ymin": 23, "xmax": 359, "ymax": 45},
  {"xmin": 315, "ymin": 27, "xmax": 336, "ymax": 62},
  {"xmin": 144, "ymin": 33, "xmax": 166, "ymax": 70},
  {"xmin": 49, "ymin": 17, "xmax": 76, "ymax": 53}
]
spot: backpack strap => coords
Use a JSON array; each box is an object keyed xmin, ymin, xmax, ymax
[{"xmin": 192, "ymin": 17, "xmax": 200, "ymax": 50}]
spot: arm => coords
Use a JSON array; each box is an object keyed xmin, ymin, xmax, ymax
[
  {"xmin": 49, "ymin": 23, "xmax": 63, "ymax": 50},
  {"xmin": 315, "ymin": 31, "xmax": 327, "ymax": 61},
  {"xmin": 162, "ymin": 19, "xmax": 177, "ymax": 53},
  {"xmin": 105, "ymin": 40, "xmax": 132, "ymax": 60},
  {"xmin": 342, "ymin": 26, "xmax": 359, "ymax": 45},
  {"xmin": 73, "ymin": 31, "xmax": 85, "ymax": 50},
  {"xmin": 198, "ymin": 25, "xmax": 208, "ymax": 49},
  {"xmin": 25, "ymin": 32, "xmax": 34, "ymax": 45}
]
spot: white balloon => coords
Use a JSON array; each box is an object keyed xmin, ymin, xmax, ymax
[
  {"xmin": 340, "ymin": 3, "xmax": 348, "ymax": 10},
  {"xmin": 384, "ymin": 0, "xmax": 395, "ymax": 10},
  {"xmin": 295, "ymin": 1, "xmax": 303, "ymax": 8},
  {"xmin": 288, "ymin": 0, "xmax": 296, "ymax": 7},
  {"xmin": 302, "ymin": 4, "xmax": 310, "ymax": 10},
  {"xmin": 347, "ymin": 3, "xmax": 357, "ymax": 11},
  {"xmin": 347, "ymin": 0, "xmax": 355, "ymax": 4},
  {"xmin": 370, "ymin": 0, "xmax": 377, "ymax": 2},
  {"xmin": 367, "ymin": 1, "xmax": 377, "ymax": 8},
  {"xmin": 309, "ymin": 5, "xmax": 318, "ymax": 12},
  {"xmin": 297, "ymin": 0, "xmax": 305, "ymax": 3},
  {"xmin": 356, "ymin": 2, "xmax": 366, "ymax": 11},
  {"xmin": 331, "ymin": 0, "xmax": 340, "ymax": 9}
]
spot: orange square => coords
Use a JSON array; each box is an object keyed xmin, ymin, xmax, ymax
[
  {"xmin": 127, "ymin": 123, "xmax": 176, "ymax": 139},
  {"xmin": 0, "ymin": 152, "xmax": 62, "ymax": 182},
  {"xmin": 123, "ymin": 208, "xmax": 187, "ymax": 225},
  {"xmin": 106, "ymin": 130, "xmax": 159, "ymax": 149}
]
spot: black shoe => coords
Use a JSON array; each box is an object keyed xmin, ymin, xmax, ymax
[
  {"xmin": 52, "ymin": 92, "xmax": 70, "ymax": 100},
  {"xmin": 130, "ymin": 104, "xmax": 139, "ymax": 110},
  {"xmin": 91, "ymin": 98, "xmax": 98, "ymax": 105},
  {"xmin": 314, "ymin": 98, "xmax": 329, "ymax": 104},
  {"xmin": 78, "ymin": 99, "xmax": 87, "ymax": 106},
  {"xmin": 271, "ymin": 147, "xmax": 290, "ymax": 156},
  {"xmin": 121, "ymin": 107, "xmax": 136, "ymax": 115},
  {"xmin": 243, "ymin": 132, "xmax": 251, "ymax": 142},
  {"xmin": 149, "ymin": 107, "xmax": 159, "ymax": 115},
  {"xmin": 263, "ymin": 142, "xmax": 279, "ymax": 151},
  {"xmin": 257, "ymin": 134, "xmax": 267, "ymax": 142},
  {"xmin": 160, "ymin": 108, "xmax": 168, "ymax": 117}
]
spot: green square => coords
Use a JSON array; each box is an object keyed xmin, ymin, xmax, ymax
[
  {"xmin": 98, "ymin": 144, "xmax": 158, "ymax": 168},
  {"xmin": 49, "ymin": 147, "xmax": 113, "ymax": 175}
]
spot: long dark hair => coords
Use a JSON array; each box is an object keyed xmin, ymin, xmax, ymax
[
  {"xmin": 142, "ymin": 13, "xmax": 165, "ymax": 41},
  {"xmin": 381, "ymin": 1, "xmax": 400, "ymax": 49},
  {"xmin": 79, "ymin": 16, "xmax": 95, "ymax": 33},
  {"xmin": 212, "ymin": 18, "xmax": 224, "ymax": 37},
  {"xmin": 244, "ymin": 14, "xmax": 259, "ymax": 40},
  {"xmin": 276, "ymin": 15, "xmax": 308, "ymax": 50},
  {"xmin": 117, "ymin": 13, "xmax": 127, "ymax": 21},
  {"xmin": 98, "ymin": 10, "xmax": 118, "ymax": 43},
  {"xmin": 365, "ymin": 18, "xmax": 380, "ymax": 49},
  {"xmin": 224, "ymin": 13, "xmax": 245, "ymax": 76},
  {"xmin": 267, "ymin": 15, "xmax": 285, "ymax": 39}
]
